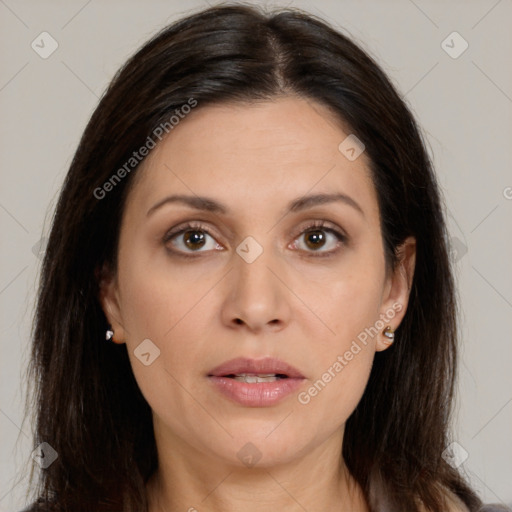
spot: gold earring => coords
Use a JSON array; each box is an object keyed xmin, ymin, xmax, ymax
[{"xmin": 383, "ymin": 326, "xmax": 395, "ymax": 345}]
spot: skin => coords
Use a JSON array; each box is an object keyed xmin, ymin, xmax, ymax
[{"xmin": 100, "ymin": 96, "xmax": 417, "ymax": 512}]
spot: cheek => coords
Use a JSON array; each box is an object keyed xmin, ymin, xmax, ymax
[
  {"xmin": 295, "ymin": 260, "xmax": 383, "ymax": 424},
  {"xmin": 297, "ymin": 298, "xmax": 377, "ymax": 434},
  {"xmin": 117, "ymin": 250, "xmax": 205, "ymax": 341},
  {"xmin": 116, "ymin": 252, "xmax": 217, "ymax": 389},
  {"xmin": 317, "ymin": 259, "xmax": 384, "ymax": 346}
]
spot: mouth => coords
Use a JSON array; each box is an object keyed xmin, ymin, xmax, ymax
[
  {"xmin": 207, "ymin": 356, "xmax": 305, "ymax": 380},
  {"xmin": 207, "ymin": 357, "xmax": 305, "ymax": 407},
  {"xmin": 221, "ymin": 373, "xmax": 289, "ymax": 383}
]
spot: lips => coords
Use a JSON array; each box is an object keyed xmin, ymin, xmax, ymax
[
  {"xmin": 207, "ymin": 357, "xmax": 306, "ymax": 407},
  {"xmin": 207, "ymin": 357, "xmax": 305, "ymax": 379}
]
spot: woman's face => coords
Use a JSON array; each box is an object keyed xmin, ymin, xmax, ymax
[{"xmin": 100, "ymin": 96, "xmax": 415, "ymax": 469}]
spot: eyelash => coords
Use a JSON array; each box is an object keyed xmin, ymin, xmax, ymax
[{"xmin": 163, "ymin": 220, "xmax": 347, "ymax": 259}]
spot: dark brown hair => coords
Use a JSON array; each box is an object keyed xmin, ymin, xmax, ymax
[{"xmin": 24, "ymin": 3, "xmax": 484, "ymax": 511}]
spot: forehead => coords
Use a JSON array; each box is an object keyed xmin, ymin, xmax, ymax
[{"xmin": 126, "ymin": 96, "xmax": 378, "ymax": 223}]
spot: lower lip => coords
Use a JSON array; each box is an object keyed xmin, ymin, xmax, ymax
[{"xmin": 208, "ymin": 376, "xmax": 305, "ymax": 407}]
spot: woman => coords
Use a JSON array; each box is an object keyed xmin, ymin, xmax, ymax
[{"xmin": 21, "ymin": 4, "xmax": 506, "ymax": 512}]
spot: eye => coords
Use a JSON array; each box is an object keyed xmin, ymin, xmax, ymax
[
  {"xmin": 163, "ymin": 220, "xmax": 346, "ymax": 258},
  {"xmin": 290, "ymin": 221, "xmax": 346, "ymax": 256},
  {"xmin": 164, "ymin": 222, "xmax": 223, "ymax": 255}
]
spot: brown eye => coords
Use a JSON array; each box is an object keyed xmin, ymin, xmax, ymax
[
  {"xmin": 304, "ymin": 229, "xmax": 327, "ymax": 250},
  {"xmin": 164, "ymin": 223, "xmax": 223, "ymax": 256},
  {"xmin": 291, "ymin": 223, "xmax": 346, "ymax": 256},
  {"xmin": 182, "ymin": 230, "xmax": 207, "ymax": 250}
]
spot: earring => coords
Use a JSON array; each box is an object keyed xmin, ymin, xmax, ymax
[
  {"xmin": 106, "ymin": 329, "xmax": 114, "ymax": 341},
  {"xmin": 382, "ymin": 326, "xmax": 395, "ymax": 344}
]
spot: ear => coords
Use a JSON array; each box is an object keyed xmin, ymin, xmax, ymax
[
  {"xmin": 375, "ymin": 236, "xmax": 416, "ymax": 352},
  {"xmin": 97, "ymin": 263, "xmax": 127, "ymax": 344}
]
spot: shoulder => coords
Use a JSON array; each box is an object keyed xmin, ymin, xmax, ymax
[
  {"xmin": 430, "ymin": 488, "xmax": 512, "ymax": 512},
  {"xmin": 441, "ymin": 488, "xmax": 512, "ymax": 512},
  {"xmin": 19, "ymin": 505, "xmax": 38, "ymax": 512},
  {"xmin": 416, "ymin": 488, "xmax": 470, "ymax": 512},
  {"xmin": 441, "ymin": 490, "xmax": 471, "ymax": 512},
  {"xmin": 18, "ymin": 502, "xmax": 56, "ymax": 512}
]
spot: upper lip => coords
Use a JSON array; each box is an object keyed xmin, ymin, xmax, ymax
[{"xmin": 208, "ymin": 357, "xmax": 305, "ymax": 378}]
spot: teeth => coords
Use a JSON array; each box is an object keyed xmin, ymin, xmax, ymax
[
  {"xmin": 236, "ymin": 373, "xmax": 276, "ymax": 377},
  {"xmin": 232, "ymin": 373, "xmax": 280, "ymax": 383}
]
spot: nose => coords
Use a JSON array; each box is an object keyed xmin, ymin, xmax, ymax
[{"xmin": 220, "ymin": 244, "xmax": 292, "ymax": 333}]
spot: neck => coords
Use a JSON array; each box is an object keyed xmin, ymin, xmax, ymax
[{"xmin": 146, "ymin": 427, "xmax": 369, "ymax": 512}]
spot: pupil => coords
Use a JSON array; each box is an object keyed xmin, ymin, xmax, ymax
[
  {"xmin": 305, "ymin": 230, "xmax": 325, "ymax": 250},
  {"xmin": 184, "ymin": 230, "xmax": 205, "ymax": 249}
]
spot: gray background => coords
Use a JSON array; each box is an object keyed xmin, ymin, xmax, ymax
[{"xmin": 1, "ymin": 0, "xmax": 511, "ymax": 510}]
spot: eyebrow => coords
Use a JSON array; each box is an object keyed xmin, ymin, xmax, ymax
[{"xmin": 146, "ymin": 192, "xmax": 364, "ymax": 217}]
